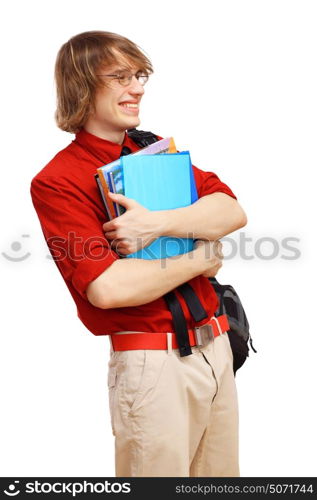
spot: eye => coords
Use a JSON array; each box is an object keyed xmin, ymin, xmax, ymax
[
  {"xmin": 117, "ymin": 72, "xmax": 130, "ymax": 84},
  {"xmin": 136, "ymin": 71, "xmax": 149, "ymax": 84}
]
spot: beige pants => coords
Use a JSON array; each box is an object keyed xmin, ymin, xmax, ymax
[{"xmin": 107, "ymin": 331, "xmax": 239, "ymax": 477}]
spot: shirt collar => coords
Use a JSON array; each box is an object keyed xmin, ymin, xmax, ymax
[{"xmin": 73, "ymin": 128, "xmax": 139, "ymax": 164}]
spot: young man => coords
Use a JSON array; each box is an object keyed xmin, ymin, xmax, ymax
[{"xmin": 31, "ymin": 31, "xmax": 247, "ymax": 477}]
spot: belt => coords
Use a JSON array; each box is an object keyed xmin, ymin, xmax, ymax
[{"xmin": 110, "ymin": 314, "xmax": 229, "ymax": 351}]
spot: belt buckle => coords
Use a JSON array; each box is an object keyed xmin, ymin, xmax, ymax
[{"xmin": 194, "ymin": 323, "xmax": 214, "ymax": 347}]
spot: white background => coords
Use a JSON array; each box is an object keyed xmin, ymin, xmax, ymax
[{"xmin": 1, "ymin": 0, "xmax": 316, "ymax": 478}]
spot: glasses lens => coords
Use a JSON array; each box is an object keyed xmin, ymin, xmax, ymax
[
  {"xmin": 118, "ymin": 73, "xmax": 131, "ymax": 86},
  {"xmin": 137, "ymin": 74, "xmax": 149, "ymax": 86},
  {"xmin": 116, "ymin": 71, "xmax": 149, "ymax": 86}
]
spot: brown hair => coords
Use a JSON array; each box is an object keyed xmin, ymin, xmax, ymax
[{"xmin": 54, "ymin": 31, "xmax": 153, "ymax": 133}]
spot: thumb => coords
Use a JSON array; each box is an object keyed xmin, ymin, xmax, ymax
[{"xmin": 108, "ymin": 191, "xmax": 138, "ymax": 208}]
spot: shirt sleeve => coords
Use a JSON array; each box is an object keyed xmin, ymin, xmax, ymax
[
  {"xmin": 30, "ymin": 175, "xmax": 119, "ymax": 301},
  {"xmin": 192, "ymin": 165, "xmax": 237, "ymax": 200}
]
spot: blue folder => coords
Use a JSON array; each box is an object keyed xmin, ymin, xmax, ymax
[{"xmin": 121, "ymin": 152, "xmax": 198, "ymax": 259}]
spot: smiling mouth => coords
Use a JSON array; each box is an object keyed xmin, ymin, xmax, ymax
[
  {"xmin": 120, "ymin": 103, "xmax": 138, "ymax": 108},
  {"xmin": 119, "ymin": 102, "xmax": 140, "ymax": 114}
]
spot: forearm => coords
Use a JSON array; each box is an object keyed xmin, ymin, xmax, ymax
[
  {"xmin": 158, "ymin": 193, "xmax": 247, "ymax": 241},
  {"xmin": 87, "ymin": 251, "xmax": 207, "ymax": 309}
]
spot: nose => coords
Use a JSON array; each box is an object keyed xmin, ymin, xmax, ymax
[{"xmin": 128, "ymin": 75, "xmax": 145, "ymax": 95}]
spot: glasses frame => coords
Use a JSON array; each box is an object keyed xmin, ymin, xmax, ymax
[{"xmin": 96, "ymin": 70, "xmax": 149, "ymax": 87}]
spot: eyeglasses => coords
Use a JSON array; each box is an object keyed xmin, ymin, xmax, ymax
[{"xmin": 96, "ymin": 70, "xmax": 149, "ymax": 87}]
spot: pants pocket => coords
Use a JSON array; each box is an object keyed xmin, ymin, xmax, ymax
[{"xmin": 120, "ymin": 349, "xmax": 167, "ymax": 416}]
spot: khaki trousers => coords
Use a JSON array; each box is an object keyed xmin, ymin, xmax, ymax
[{"xmin": 107, "ymin": 331, "xmax": 239, "ymax": 477}]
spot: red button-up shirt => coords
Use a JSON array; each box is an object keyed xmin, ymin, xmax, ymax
[{"xmin": 30, "ymin": 129, "xmax": 237, "ymax": 336}]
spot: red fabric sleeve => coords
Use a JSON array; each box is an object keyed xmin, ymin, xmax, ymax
[
  {"xmin": 30, "ymin": 176, "xmax": 119, "ymax": 301},
  {"xmin": 192, "ymin": 165, "xmax": 237, "ymax": 200}
]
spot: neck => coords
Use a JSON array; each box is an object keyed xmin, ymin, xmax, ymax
[{"xmin": 83, "ymin": 122, "xmax": 125, "ymax": 145}]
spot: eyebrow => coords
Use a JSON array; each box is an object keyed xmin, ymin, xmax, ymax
[
  {"xmin": 109, "ymin": 66, "xmax": 132, "ymax": 74},
  {"xmin": 108, "ymin": 66, "xmax": 146, "ymax": 75}
]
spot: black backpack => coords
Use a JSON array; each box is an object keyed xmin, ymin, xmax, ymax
[{"xmin": 209, "ymin": 278, "xmax": 256, "ymax": 374}]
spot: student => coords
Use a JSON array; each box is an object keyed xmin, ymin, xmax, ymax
[{"xmin": 30, "ymin": 31, "xmax": 247, "ymax": 477}]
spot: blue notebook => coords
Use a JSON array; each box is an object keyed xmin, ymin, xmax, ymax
[{"xmin": 121, "ymin": 152, "xmax": 198, "ymax": 259}]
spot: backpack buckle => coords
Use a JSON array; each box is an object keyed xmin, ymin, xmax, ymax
[{"xmin": 194, "ymin": 323, "xmax": 214, "ymax": 347}]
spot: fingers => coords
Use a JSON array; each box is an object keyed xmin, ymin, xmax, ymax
[
  {"xmin": 202, "ymin": 258, "xmax": 223, "ymax": 278},
  {"xmin": 193, "ymin": 239, "xmax": 223, "ymax": 278},
  {"xmin": 104, "ymin": 230, "xmax": 118, "ymax": 240},
  {"xmin": 109, "ymin": 238, "xmax": 135, "ymax": 256},
  {"xmin": 193, "ymin": 239, "xmax": 205, "ymax": 250},
  {"xmin": 193, "ymin": 239, "xmax": 223, "ymax": 259},
  {"xmin": 214, "ymin": 240, "xmax": 223, "ymax": 259},
  {"xmin": 108, "ymin": 192, "xmax": 138, "ymax": 209}
]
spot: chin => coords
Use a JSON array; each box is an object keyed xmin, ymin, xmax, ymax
[{"xmin": 124, "ymin": 116, "xmax": 140, "ymax": 130}]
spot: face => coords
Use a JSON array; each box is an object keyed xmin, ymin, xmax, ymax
[{"xmin": 85, "ymin": 59, "xmax": 146, "ymax": 142}]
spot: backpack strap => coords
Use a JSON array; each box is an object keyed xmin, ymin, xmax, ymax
[
  {"xmin": 127, "ymin": 128, "xmax": 159, "ymax": 148},
  {"xmin": 164, "ymin": 291, "xmax": 193, "ymax": 357},
  {"xmin": 177, "ymin": 283, "xmax": 208, "ymax": 322}
]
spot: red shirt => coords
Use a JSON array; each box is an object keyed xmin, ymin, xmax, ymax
[{"xmin": 30, "ymin": 129, "xmax": 237, "ymax": 336}]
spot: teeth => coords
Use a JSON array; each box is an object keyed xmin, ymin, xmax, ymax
[{"xmin": 121, "ymin": 103, "xmax": 138, "ymax": 108}]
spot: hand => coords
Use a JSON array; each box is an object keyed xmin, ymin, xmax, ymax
[
  {"xmin": 193, "ymin": 239, "xmax": 223, "ymax": 277},
  {"xmin": 102, "ymin": 192, "xmax": 164, "ymax": 255}
]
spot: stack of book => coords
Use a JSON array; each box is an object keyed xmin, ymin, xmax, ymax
[{"xmin": 95, "ymin": 137, "xmax": 198, "ymax": 259}]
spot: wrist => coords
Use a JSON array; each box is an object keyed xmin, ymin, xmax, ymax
[
  {"xmin": 152, "ymin": 210, "xmax": 170, "ymax": 238},
  {"xmin": 191, "ymin": 247, "xmax": 209, "ymax": 275}
]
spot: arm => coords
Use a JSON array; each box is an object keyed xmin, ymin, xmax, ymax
[
  {"xmin": 103, "ymin": 164, "xmax": 247, "ymax": 253},
  {"xmin": 159, "ymin": 192, "xmax": 247, "ymax": 241},
  {"xmin": 31, "ymin": 175, "xmax": 222, "ymax": 311},
  {"xmin": 86, "ymin": 240, "xmax": 222, "ymax": 309}
]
